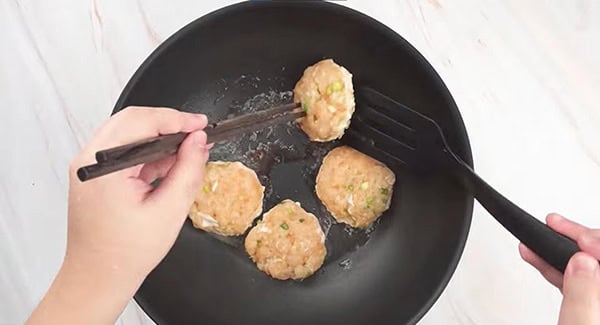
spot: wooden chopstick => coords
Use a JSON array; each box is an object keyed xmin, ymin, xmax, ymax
[
  {"xmin": 77, "ymin": 102, "xmax": 303, "ymax": 182},
  {"xmin": 95, "ymin": 102, "xmax": 300, "ymax": 162}
]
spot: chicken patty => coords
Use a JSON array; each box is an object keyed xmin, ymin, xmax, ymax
[
  {"xmin": 189, "ymin": 161, "xmax": 264, "ymax": 236},
  {"xmin": 294, "ymin": 59, "xmax": 355, "ymax": 142},
  {"xmin": 245, "ymin": 200, "xmax": 326, "ymax": 280},
  {"xmin": 316, "ymin": 146, "xmax": 395, "ymax": 229}
]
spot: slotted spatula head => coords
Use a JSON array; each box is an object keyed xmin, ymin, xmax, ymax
[
  {"xmin": 347, "ymin": 87, "xmax": 582, "ymax": 274},
  {"xmin": 345, "ymin": 86, "xmax": 454, "ymax": 172}
]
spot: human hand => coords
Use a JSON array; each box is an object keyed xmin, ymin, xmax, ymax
[
  {"xmin": 519, "ymin": 213, "xmax": 600, "ymax": 325},
  {"xmin": 28, "ymin": 107, "xmax": 210, "ymax": 324}
]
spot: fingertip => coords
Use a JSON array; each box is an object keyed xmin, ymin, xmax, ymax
[
  {"xmin": 189, "ymin": 130, "xmax": 207, "ymax": 146},
  {"xmin": 179, "ymin": 113, "xmax": 208, "ymax": 133},
  {"xmin": 566, "ymin": 252, "xmax": 599, "ymax": 277},
  {"xmin": 546, "ymin": 213, "xmax": 563, "ymax": 225},
  {"xmin": 546, "ymin": 213, "xmax": 570, "ymax": 234},
  {"xmin": 179, "ymin": 130, "xmax": 208, "ymax": 176},
  {"xmin": 518, "ymin": 243, "xmax": 528, "ymax": 259},
  {"xmin": 197, "ymin": 114, "xmax": 208, "ymax": 128},
  {"xmin": 547, "ymin": 214, "xmax": 588, "ymax": 241},
  {"xmin": 578, "ymin": 230, "xmax": 600, "ymax": 259},
  {"xmin": 518, "ymin": 244, "xmax": 536, "ymax": 263}
]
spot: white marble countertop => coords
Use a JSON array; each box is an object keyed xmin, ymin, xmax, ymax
[{"xmin": 2, "ymin": 0, "xmax": 599, "ymax": 324}]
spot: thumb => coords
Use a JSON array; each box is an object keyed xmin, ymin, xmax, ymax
[
  {"xmin": 558, "ymin": 253, "xmax": 600, "ymax": 325},
  {"xmin": 147, "ymin": 130, "xmax": 209, "ymax": 217},
  {"xmin": 579, "ymin": 230, "xmax": 600, "ymax": 260}
]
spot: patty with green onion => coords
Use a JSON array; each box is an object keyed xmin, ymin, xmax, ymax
[
  {"xmin": 245, "ymin": 200, "xmax": 326, "ymax": 280},
  {"xmin": 316, "ymin": 146, "xmax": 396, "ymax": 229},
  {"xmin": 189, "ymin": 161, "xmax": 264, "ymax": 236},
  {"xmin": 293, "ymin": 58, "xmax": 355, "ymax": 142}
]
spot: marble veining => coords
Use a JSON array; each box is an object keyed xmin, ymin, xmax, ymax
[{"xmin": 1, "ymin": 1, "xmax": 599, "ymax": 324}]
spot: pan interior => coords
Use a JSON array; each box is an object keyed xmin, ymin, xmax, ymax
[{"xmin": 115, "ymin": 2, "xmax": 473, "ymax": 325}]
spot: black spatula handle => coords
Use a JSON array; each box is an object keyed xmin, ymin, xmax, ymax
[{"xmin": 447, "ymin": 150, "xmax": 580, "ymax": 273}]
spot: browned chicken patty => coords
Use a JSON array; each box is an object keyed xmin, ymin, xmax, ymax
[
  {"xmin": 316, "ymin": 146, "xmax": 396, "ymax": 229},
  {"xmin": 245, "ymin": 200, "xmax": 326, "ymax": 280},
  {"xmin": 189, "ymin": 161, "xmax": 264, "ymax": 236},
  {"xmin": 293, "ymin": 59, "xmax": 355, "ymax": 142}
]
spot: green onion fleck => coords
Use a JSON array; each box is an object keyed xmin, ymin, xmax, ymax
[
  {"xmin": 287, "ymin": 208, "xmax": 293, "ymax": 215},
  {"xmin": 302, "ymin": 102, "xmax": 309, "ymax": 112},
  {"xmin": 347, "ymin": 184, "xmax": 354, "ymax": 191},
  {"xmin": 332, "ymin": 81, "xmax": 343, "ymax": 91},
  {"xmin": 380, "ymin": 188, "xmax": 389, "ymax": 195},
  {"xmin": 366, "ymin": 197, "xmax": 374, "ymax": 208},
  {"xmin": 326, "ymin": 85, "xmax": 333, "ymax": 95},
  {"xmin": 257, "ymin": 240, "xmax": 262, "ymax": 247},
  {"xmin": 202, "ymin": 185, "xmax": 210, "ymax": 193},
  {"xmin": 280, "ymin": 222, "xmax": 289, "ymax": 230},
  {"xmin": 299, "ymin": 218, "xmax": 305, "ymax": 223}
]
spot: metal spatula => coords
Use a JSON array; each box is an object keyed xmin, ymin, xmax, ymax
[{"xmin": 348, "ymin": 86, "xmax": 580, "ymax": 273}]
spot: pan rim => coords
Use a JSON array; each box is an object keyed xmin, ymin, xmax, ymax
[{"xmin": 114, "ymin": 1, "xmax": 474, "ymax": 324}]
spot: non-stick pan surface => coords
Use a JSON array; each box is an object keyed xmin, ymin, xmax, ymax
[{"xmin": 114, "ymin": 2, "xmax": 473, "ymax": 324}]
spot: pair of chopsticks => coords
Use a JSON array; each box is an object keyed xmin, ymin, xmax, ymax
[{"xmin": 77, "ymin": 102, "xmax": 303, "ymax": 182}]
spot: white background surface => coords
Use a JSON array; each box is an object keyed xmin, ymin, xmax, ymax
[{"xmin": 2, "ymin": 0, "xmax": 599, "ymax": 324}]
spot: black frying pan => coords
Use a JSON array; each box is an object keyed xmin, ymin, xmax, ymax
[{"xmin": 114, "ymin": 2, "xmax": 473, "ymax": 324}]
